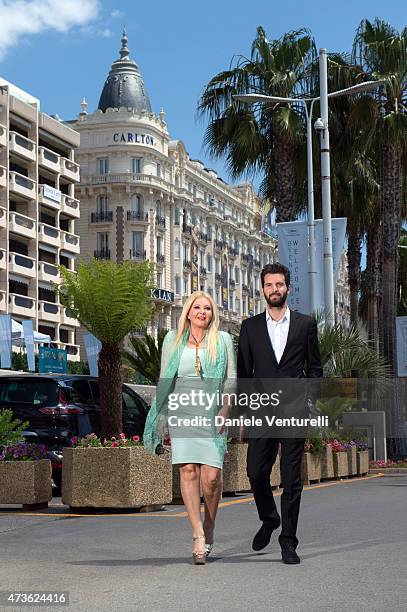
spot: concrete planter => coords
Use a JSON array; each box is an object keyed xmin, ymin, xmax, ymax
[
  {"xmin": 0, "ymin": 459, "xmax": 52, "ymax": 508},
  {"xmin": 301, "ymin": 452, "xmax": 322, "ymax": 484},
  {"xmin": 333, "ymin": 451, "xmax": 348, "ymax": 478},
  {"xmin": 357, "ymin": 450, "xmax": 369, "ymax": 475},
  {"xmin": 223, "ymin": 443, "xmax": 251, "ymax": 493},
  {"xmin": 321, "ymin": 444, "xmax": 334, "ymax": 479},
  {"xmin": 271, "ymin": 453, "xmax": 281, "ymax": 488},
  {"xmin": 62, "ymin": 447, "xmax": 172, "ymax": 508},
  {"xmin": 347, "ymin": 446, "xmax": 357, "ymax": 476}
]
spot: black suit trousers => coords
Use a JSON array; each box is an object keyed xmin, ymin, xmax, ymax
[{"xmin": 247, "ymin": 437, "xmax": 305, "ymax": 548}]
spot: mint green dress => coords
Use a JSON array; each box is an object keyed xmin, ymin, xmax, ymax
[{"xmin": 169, "ymin": 340, "xmax": 236, "ymax": 469}]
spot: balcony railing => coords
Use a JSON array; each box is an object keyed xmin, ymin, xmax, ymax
[
  {"xmin": 215, "ymin": 273, "xmax": 223, "ymax": 284},
  {"xmin": 91, "ymin": 211, "xmax": 113, "ymax": 223},
  {"xmin": 200, "ymin": 266, "xmax": 207, "ymax": 276},
  {"xmin": 156, "ymin": 253, "xmax": 165, "ymax": 264},
  {"xmin": 127, "ymin": 210, "xmax": 149, "ymax": 222},
  {"xmin": 183, "ymin": 260, "xmax": 192, "ymax": 271},
  {"xmin": 182, "ymin": 225, "xmax": 192, "ymax": 235},
  {"xmin": 94, "ymin": 248, "xmax": 111, "ymax": 260},
  {"xmin": 9, "ymin": 131, "xmax": 36, "ymax": 161},
  {"xmin": 156, "ymin": 215, "xmax": 166, "ymax": 228},
  {"xmin": 129, "ymin": 249, "xmax": 146, "ymax": 260},
  {"xmin": 9, "ymin": 171, "xmax": 36, "ymax": 197},
  {"xmin": 214, "ymin": 239, "xmax": 224, "ymax": 250}
]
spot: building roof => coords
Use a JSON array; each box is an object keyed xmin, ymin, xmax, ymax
[{"xmin": 98, "ymin": 30, "xmax": 152, "ymax": 113}]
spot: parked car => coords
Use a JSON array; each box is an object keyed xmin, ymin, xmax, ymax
[{"xmin": 0, "ymin": 374, "xmax": 150, "ymax": 490}]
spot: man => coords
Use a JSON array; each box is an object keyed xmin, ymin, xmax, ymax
[{"xmin": 237, "ymin": 262, "xmax": 322, "ymax": 564}]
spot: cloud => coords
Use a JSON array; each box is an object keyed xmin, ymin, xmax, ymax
[
  {"xmin": 0, "ymin": 0, "xmax": 100, "ymax": 60},
  {"xmin": 111, "ymin": 10, "xmax": 124, "ymax": 18}
]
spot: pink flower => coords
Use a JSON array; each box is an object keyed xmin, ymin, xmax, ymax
[
  {"xmin": 120, "ymin": 433, "xmax": 126, "ymax": 440},
  {"xmin": 132, "ymin": 435, "xmax": 140, "ymax": 442},
  {"xmin": 111, "ymin": 437, "xmax": 116, "ymax": 441},
  {"xmin": 112, "ymin": 441, "xmax": 119, "ymax": 447},
  {"xmin": 71, "ymin": 436, "xmax": 78, "ymax": 445}
]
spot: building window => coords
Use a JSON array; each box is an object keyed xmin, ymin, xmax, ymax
[
  {"xmin": 174, "ymin": 207, "xmax": 180, "ymax": 225},
  {"xmin": 236, "ymin": 298, "xmax": 240, "ymax": 313},
  {"xmin": 207, "ymin": 286, "xmax": 213, "ymax": 296},
  {"xmin": 97, "ymin": 158, "xmax": 109, "ymax": 174},
  {"xmin": 215, "ymin": 257, "xmax": 220, "ymax": 274},
  {"xmin": 207, "ymin": 254, "xmax": 212, "ymax": 272},
  {"xmin": 183, "ymin": 275, "xmax": 189, "ymax": 294},
  {"xmin": 156, "ymin": 236, "xmax": 162, "ymax": 256},
  {"xmin": 97, "ymin": 232, "xmax": 109, "ymax": 251},
  {"xmin": 193, "ymin": 185, "xmax": 197, "ymax": 199},
  {"xmin": 229, "ymin": 265, "xmax": 233, "ymax": 281},
  {"xmin": 132, "ymin": 231, "xmax": 144, "ymax": 254},
  {"xmin": 235, "ymin": 267, "xmax": 240, "ymax": 283},
  {"xmin": 96, "ymin": 195, "xmax": 108, "ymax": 214},
  {"xmin": 131, "ymin": 194, "xmax": 142, "ymax": 214},
  {"xmin": 242, "ymin": 299, "xmax": 246, "ymax": 315},
  {"xmin": 229, "ymin": 294, "xmax": 234, "ymax": 311},
  {"xmin": 157, "ymin": 162, "xmax": 161, "ymax": 178},
  {"xmin": 131, "ymin": 158, "xmax": 143, "ymax": 174},
  {"xmin": 157, "ymin": 272, "xmax": 162, "ymax": 288},
  {"xmin": 216, "ymin": 289, "xmax": 220, "ymax": 305},
  {"xmin": 207, "ymin": 225, "xmax": 212, "ymax": 240},
  {"xmin": 175, "ymin": 276, "xmax": 181, "ymax": 295},
  {"xmin": 175, "ymin": 239, "xmax": 180, "ymax": 259},
  {"xmin": 183, "ymin": 243, "xmax": 189, "ymax": 261},
  {"xmin": 156, "ymin": 200, "xmax": 162, "ymax": 217}
]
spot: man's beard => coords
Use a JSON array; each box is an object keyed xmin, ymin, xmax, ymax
[{"xmin": 265, "ymin": 291, "xmax": 288, "ymax": 308}]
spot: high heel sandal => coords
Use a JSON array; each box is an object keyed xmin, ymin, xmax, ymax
[{"xmin": 192, "ymin": 535, "xmax": 206, "ymax": 565}]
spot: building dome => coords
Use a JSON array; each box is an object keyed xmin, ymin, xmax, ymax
[{"xmin": 98, "ymin": 30, "xmax": 152, "ymax": 113}]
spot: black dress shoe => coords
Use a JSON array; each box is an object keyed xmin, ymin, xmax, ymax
[
  {"xmin": 252, "ymin": 520, "xmax": 280, "ymax": 551},
  {"xmin": 281, "ymin": 542, "xmax": 300, "ymax": 564}
]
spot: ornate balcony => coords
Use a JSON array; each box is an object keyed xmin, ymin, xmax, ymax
[
  {"xmin": 94, "ymin": 248, "xmax": 111, "ymax": 260},
  {"xmin": 127, "ymin": 210, "xmax": 149, "ymax": 223},
  {"xmin": 129, "ymin": 249, "xmax": 146, "ymax": 261},
  {"xmin": 91, "ymin": 211, "xmax": 113, "ymax": 223}
]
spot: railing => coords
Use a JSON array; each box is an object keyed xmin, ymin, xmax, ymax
[
  {"xmin": 156, "ymin": 215, "xmax": 166, "ymax": 228},
  {"xmin": 39, "ymin": 146, "xmax": 59, "ymax": 165},
  {"xmin": 156, "ymin": 253, "xmax": 165, "ymax": 263},
  {"xmin": 91, "ymin": 211, "xmax": 113, "ymax": 223},
  {"xmin": 62, "ymin": 195, "xmax": 79, "ymax": 211},
  {"xmin": 9, "ymin": 211, "xmax": 35, "ymax": 232},
  {"xmin": 39, "ymin": 301, "xmax": 59, "ymax": 315},
  {"xmin": 199, "ymin": 266, "xmax": 207, "ymax": 276},
  {"xmin": 94, "ymin": 248, "xmax": 110, "ymax": 260},
  {"xmin": 9, "ymin": 131, "xmax": 35, "ymax": 154},
  {"xmin": 9, "ymin": 293, "xmax": 35, "ymax": 311},
  {"xmin": 215, "ymin": 273, "xmax": 223, "ymax": 284},
  {"xmin": 62, "ymin": 232, "xmax": 79, "ymax": 247},
  {"xmin": 9, "ymin": 171, "xmax": 36, "ymax": 193},
  {"xmin": 214, "ymin": 239, "xmax": 224, "ymax": 250},
  {"xmin": 83, "ymin": 173, "xmax": 170, "ymax": 189},
  {"xmin": 182, "ymin": 225, "xmax": 192, "ymax": 235},
  {"xmin": 60, "ymin": 157, "xmax": 79, "ymax": 176},
  {"xmin": 40, "ymin": 223, "xmax": 60, "ymax": 239},
  {"xmin": 10, "ymin": 252, "xmax": 35, "ymax": 271},
  {"xmin": 39, "ymin": 261, "xmax": 59, "ymax": 277},
  {"xmin": 127, "ymin": 210, "xmax": 148, "ymax": 222},
  {"xmin": 183, "ymin": 260, "xmax": 192, "ymax": 271},
  {"xmin": 129, "ymin": 249, "xmax": 146, "ymax": 260}
]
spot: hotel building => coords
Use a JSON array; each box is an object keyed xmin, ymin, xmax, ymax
[
  {"xmin": 0, "ymin": 78, "xmax": 81, "ymax": 360},
  {"xmin": 69, "ymin": 32, "xmax": 275, "ymax": 334}
]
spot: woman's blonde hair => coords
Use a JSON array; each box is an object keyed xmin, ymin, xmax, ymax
[{"xmin": 175, "ymin": 291, "xmax": 220, "ymax": 363}]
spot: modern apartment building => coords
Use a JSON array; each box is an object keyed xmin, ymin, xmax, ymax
[
  {"xmin": 0, "ymin": 78, "xmax": 81, "ymax": 360},
  {"xmin": 69, "ymin": 32, "xmax": 275, "ymax": 334}
]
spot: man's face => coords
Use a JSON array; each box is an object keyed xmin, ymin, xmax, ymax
[{"xmin": 263, "ymin": 273, "xmax": 289, "ymax": 308}]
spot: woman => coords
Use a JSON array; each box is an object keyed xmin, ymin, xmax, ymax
[{"xmin": 144, "ymin": 291, "xmax": 236, "ymax": 565}]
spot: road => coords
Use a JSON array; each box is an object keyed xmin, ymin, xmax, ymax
[{"xmin": 0, "ymin": 475, "xmax": 406, "ymax": 612}]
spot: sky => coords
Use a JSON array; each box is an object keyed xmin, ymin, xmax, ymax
[{"xmin": 0, "ymin": 0, "xmax": 405, "ymax": 186}]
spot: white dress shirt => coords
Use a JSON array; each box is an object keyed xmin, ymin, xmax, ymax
[{"xmin": 266, "ymin": 307, "xmax": 290, "ymax": 364}]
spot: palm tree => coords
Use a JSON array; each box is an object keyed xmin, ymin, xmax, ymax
[
  {"xmin": 123, "ymin": 329, "xmax": 168, "ymax": 385},
  {"xmin": 352, "ymin": 18, "xmax": 407, "ymax": 372},
  {"xmin": 58, "ymin": 259, "xmax": 154, "ymax": 437},
  {"xmin": 198, "ymin": 26, "xmax": 317, "ymax": 221}
]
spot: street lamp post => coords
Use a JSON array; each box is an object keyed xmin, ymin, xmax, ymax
[{"xmin": 234, "ymin": 78, "xmax": 383, "ymax": 324}]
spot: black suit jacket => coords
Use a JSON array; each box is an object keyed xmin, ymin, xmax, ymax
[{"xmin": 237, "ymin": 310, "xmax": 323, "ymax": 379}]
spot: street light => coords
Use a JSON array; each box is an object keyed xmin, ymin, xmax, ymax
[{"xmin": 234, "ymin": 77, "xmax": 383, "ymax": 323}]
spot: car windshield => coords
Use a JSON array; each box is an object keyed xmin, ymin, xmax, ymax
[{"xmin": 0, "ymin": 379, "xmax": 58, "ymax": 406}]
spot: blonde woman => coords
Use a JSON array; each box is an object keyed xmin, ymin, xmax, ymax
[{"xmin": 144, "ymin": 291, "xmax": 236, "ymax": 564}]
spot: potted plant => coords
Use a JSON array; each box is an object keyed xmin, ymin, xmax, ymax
[
  {"xmin": 321, "ymin": 439, "xmax": 334, "ymax": 479},
  {"xmin": 223, "ymin": 439, "xmax": 251, "ymax": 493},
  {"xmin": 356, "ymin": 439, "xmax": 369, "ymax": 475},
  {"xmin": 62, "ymin": 434, "xmax": 172, "ymax": 509},
  {"xmin": 301, "ymin": 436, "xmax": 323, "ymax": 484},
  {"xmin": 0, "ymin": 409, "xmax": 52, "ymax": 509},
  {"xmin": 342, "ymin": 438, "xmax": 358, "ymax": 476},
  {"xmin": 330, "ymin": 438, "xmax": 348, "ymax": 478}
]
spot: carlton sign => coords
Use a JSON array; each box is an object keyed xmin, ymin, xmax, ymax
[{"xmin": 113, "ymin": 132, "xmax": 155, "ymax": 146}]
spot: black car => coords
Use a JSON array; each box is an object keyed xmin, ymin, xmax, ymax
[{"xmin": 0, "ymin": 374, "xmax": 149, "ymax": 489}]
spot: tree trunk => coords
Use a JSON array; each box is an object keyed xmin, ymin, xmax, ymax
[
  {"xmin": 366, "ymin": 220, "xmax": 381, "ymax": 352},
  {"xmin": 380, "ymin": 142, "xmax": 402, "ymax": 373},
  {"xmin": 347, "ymin": 219, "xmax": 362, "ymax": 327},
  {"xmin": 273, "ymin": 127, "xmax": 297, "ymax": 222},
  {"xmin": 98, "ymin": 341, "xmax": 123, "ymax": 438}
]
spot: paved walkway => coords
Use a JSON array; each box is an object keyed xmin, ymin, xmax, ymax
[{"xmin": 0, "ymin": 474, "xmax": 406, "ymax": 611}]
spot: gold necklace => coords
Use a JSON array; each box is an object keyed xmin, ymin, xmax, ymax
[{"xmin": 190, "ymin": 331, "xmax": 205, "ymax": 376}]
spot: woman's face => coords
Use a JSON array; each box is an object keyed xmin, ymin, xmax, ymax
[{"xmin": 188, "ymin": 297, "xmax": 213, "ymax": 330}]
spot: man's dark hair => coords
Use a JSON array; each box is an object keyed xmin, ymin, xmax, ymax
[{"xmin": 260, "ymin": 263, "xmax": 290, "ymax": 288}]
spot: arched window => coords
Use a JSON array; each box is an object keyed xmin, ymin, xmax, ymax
[{"xmin": 131, "ymin": 194, "xmax": 142, "ymax": 214}]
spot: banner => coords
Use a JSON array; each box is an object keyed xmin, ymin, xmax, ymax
[
  {"xmin": 0, "ymin": 314, "xmax": 12, "ymax": 369},
  {"xmin": 83, "ymin": 332, "xmax": 102, "ymax": 377},
  {"xmin": 247, "ymin": 254, "xmax": 255, "ymax": 316},
  {"xmin": 276, "ymin": 218, "xmax": 347, "ymax": 314},
  {"xmin": 222, "ymin": 245, "xmax": 228, "ymax": 310},
  {"xmin": 22, "ymin": 319, "xmax": 35, "ymax": 372},
  {"xmin": 39, "ymin": 347, "xmax": 67, "ymax": 373},
  {"xmin": 191, "ymin": 227, "xmax": 199, "ymax": 292},
  {"xmin": 276, "ymin": 221, "xmax": 310, "ymax": 312},
  {"xmin": 396, "ymin": 316, "xmax": 407, "ymax": 377}
]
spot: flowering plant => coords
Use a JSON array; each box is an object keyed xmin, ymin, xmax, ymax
[
  {"xmin": 329, "ymin": 438, "xmax": 345, "ymax": 453},
  {"xmin": 304, "ymin": 435, "xmax": 324, "ymax": 455},
  {"xmin": 369, "ymin": 459, "xmax": 407, "ymax": 469},
  {"xmin": 355, "ymin": 439, "xmax": 368, "ymax": 451},
  {"xmin": 0, "ymin": 443, "xmax": 48, "ymax": 461},
  {"xmin": 71, "ymin": 433, "xmax": 143, "ymax": 448}
]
